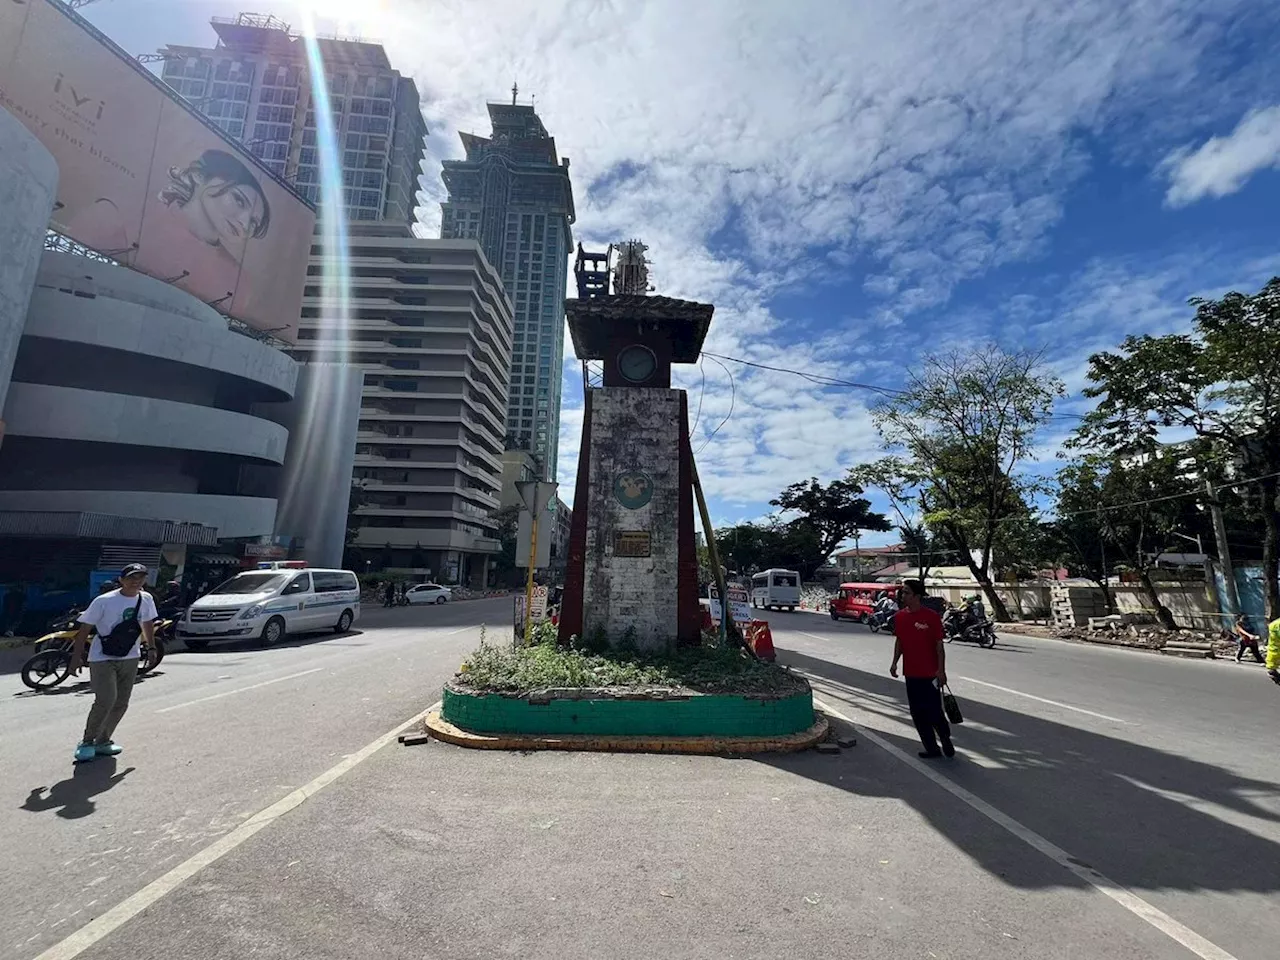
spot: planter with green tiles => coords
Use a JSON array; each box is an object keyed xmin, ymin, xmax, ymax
[{"xmin": 441, "ymin": 680, "xmax": 816, "ymax": 738}]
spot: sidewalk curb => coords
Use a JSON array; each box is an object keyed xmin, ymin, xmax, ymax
[{"xmin": 422, "ymin": 710, "xmax": 830, "ymax": 755}]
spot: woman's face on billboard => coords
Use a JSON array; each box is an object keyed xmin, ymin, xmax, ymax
[{"xmin": 185, "ymin": 178, "xmax": 264, "ymax": 259}]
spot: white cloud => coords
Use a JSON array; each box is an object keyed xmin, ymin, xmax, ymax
[
  {"xmin": 1162, "ymin": 105, "xmax": 1280, "ymax": 206},
  {"xmin": 149, "ymin": 0, "xmax": 1259, "ymax": 517}
]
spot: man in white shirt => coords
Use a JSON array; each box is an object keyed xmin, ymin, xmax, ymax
[{"xmin": 70, "ymin": 563, "xmax": 158, "ymax": 763}]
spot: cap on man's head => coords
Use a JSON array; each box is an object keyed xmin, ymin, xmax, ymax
[{"xmin": 120, "ymin": 563, "xmax": 148, "ymax": 579}]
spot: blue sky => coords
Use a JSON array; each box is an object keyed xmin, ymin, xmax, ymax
[{"xmin": 84, "ymin": 0, "xmax": 1280, "ymax": 546}]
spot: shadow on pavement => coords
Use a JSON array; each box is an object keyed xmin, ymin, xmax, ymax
[
  {"xmin": 177, "ymin": 628, "xmax": 364, "ymax": 655},
  {"xmin": 768, "ymin": 646, "xmax": 1280, "ymax": 896},
  {"xmin": 19, "ymin": 758, "xmax": 135, "ymax": 819},
  {"xmin": 9, "ymin": 671, "xmax": 164, "ymax": 700}
]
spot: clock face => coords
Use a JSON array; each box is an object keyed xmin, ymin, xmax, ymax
[{"xmin": 618, "ymin": 345, "xmax": 657, "ymax": 383}]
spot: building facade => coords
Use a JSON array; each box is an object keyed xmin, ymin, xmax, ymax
[
  {"xmin": 159, "ymin": 12, "xmax": 427, "ymax": 223},
  {"xmin": 291, "ymin": 225, "xmax": 512, "ymax": 585},
  {"xmin": 0, "ymin": 248, "xmax": 299, "ymax": 597},
  {"xmin": 439, "ymin": 100, "xmax": 575, "ymax": 481}
]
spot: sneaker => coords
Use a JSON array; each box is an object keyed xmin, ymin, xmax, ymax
[
  {"xmin": 94, "ymin": 741, "xmax": 123, "ymax": 756},
  {"xmin": 74, "ymin": 742, "xmax": 97, "ymax": 763}
]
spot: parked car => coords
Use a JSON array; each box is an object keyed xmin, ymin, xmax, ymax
[
  {"xmin": 178, "ymin": 565, "xmax": 360, "ymax": 649},
  {"xmin": 406, "ymin": 583, "xmax": 452, "ymax": 605}
]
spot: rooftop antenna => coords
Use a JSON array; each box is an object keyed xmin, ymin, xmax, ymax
[{"xmin": 511, "ymin": 80, "xmax": 518, "ymax": 105}]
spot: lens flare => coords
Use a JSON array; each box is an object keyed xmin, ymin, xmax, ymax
[{"xmin": 273, "ymin": 4, "xmax": 358, "ymax": 564}]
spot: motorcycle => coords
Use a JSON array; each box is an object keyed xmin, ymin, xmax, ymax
[
  {"xmin": 867, "ymin": 608, "xmax": 896, "ymax": 633},
  {"xmin": 942, "ymin": 605, "xmax": 997, "ymax": 648},
  {"xmin": 20, "ymin": 612, "xmax": 170, "ymax": 691}
]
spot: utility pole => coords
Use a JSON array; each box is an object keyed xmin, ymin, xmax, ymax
[{"xmin": 1205, "ymin": 478, "xmax": 1240, "ymax": 621}]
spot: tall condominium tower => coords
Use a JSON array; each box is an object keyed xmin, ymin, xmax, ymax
[
  {"xmin": 438, "ymin": 96, "xmax": 575, "ymax": 481},
  {"xmin": 158, "ymin": 12, "xmax": 427, "ymax": 223}
]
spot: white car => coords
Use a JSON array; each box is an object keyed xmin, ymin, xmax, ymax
[{"xmin": 406, "ymin": 583, "xmax": 452, "ymax": 605}]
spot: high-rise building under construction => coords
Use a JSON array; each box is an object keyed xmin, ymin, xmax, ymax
[
  {"xmin": 157, "ymin": 12, "xmax": 427, "ymax": 224},
  {"xmin": 438, "ymin": 94, "xmax": 575, "ymax": 481}
]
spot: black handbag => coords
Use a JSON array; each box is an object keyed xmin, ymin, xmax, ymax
[
  {"xmin": 99, "ymin": 595, "xmax": 144, "ymax": 657},
  {"xmin": 941, "ymin": 683, "xmax": 964, "ymax": 724}
]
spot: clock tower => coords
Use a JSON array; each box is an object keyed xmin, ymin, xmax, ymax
[{"xmin": 557, "ymin": 292, "xmax": 713, "ymax": 651}]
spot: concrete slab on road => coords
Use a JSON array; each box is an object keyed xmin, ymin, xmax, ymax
[
  {"xmin": 0, "ymin": 599, "xmax": 505, "ymax": 960},
  {"xmin": 62, "ymin": 728, "xmax": 1206, "ymax": 960},
  {"xmin": 6, "ymin": 601, "xmax": 1277, "ymax": 960}
]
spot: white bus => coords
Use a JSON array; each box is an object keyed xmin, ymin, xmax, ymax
[{"xmin": 751, "ymin": 568, "xmax": 801, "ymax": 611}]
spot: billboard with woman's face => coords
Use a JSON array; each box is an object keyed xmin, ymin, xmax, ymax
[{"xmin": 0, "ymin": 0, "xmax": 315, "ymax": 342}]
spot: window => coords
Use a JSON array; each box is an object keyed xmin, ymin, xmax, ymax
[
  {"xmin": 312, "ymin": 571, "xmax": 357, "ymax": 593},
  {"xmin": 385, "ymin": 379, "xmax": 418, "ymax": 392},
  {"xmin": 282, "ymin": 574, "xmax": 311, "ymax": 596},
  {"xmin": 388, "ymin": 358, "xmax": 420, "ymax": 370}
]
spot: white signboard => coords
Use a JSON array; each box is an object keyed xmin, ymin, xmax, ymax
[
  {"xmin": 530, "ymin": 584, "xmax": 549, "ymax": 623},
  {"xmin": 708, "ymin": 585, "xmax": 752, "ymax": 625}
]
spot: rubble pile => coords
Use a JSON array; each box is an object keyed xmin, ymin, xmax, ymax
[{"xmin": 1053, "ymin": 613, "xmax": 1230, "ymax": 658}]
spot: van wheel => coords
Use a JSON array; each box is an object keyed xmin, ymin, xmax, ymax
[
  {"xmin": 335, "ymin": 609, "xmax": 354, "ymax": 633},
  {"xmin": 259, "ymin": 616, "xmax": 286, "ymax": 647},
  {"xmin": 829, "ymin": 609, "xmax": 839, "ymax": 621},
  {"xmin": 434, "ymin": 596, "xmax": 447, "ymax": 605},
  {"xmin": 858, "ymin": 613, "xmax": 869, "ymax": 624}
]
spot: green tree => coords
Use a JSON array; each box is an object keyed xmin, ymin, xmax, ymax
[
  {"xmin": 488, "ymin": 505, "xmax": 520, "ymax": 577},
  {"xmin": 1046, "ymin": 459, "xmax": 1115, "ymax": 612},
  {"xmin": 770, "ymin": 477, "xmax": 891, "ymax": 577},
  {"xmin": 1077, "ymin": 278, "xmax": 1280, "ymax": 619},
  {"xmin": 849, "ymin": 456, "xmax": 949, "ymax": 580},
  {"xmin": 873, "ymin": 347, "xmax": 1064, "ymax": 621},
  {"xmin": 1062, "ymin": 454, "xmax": 1199, "ymax": 629}
]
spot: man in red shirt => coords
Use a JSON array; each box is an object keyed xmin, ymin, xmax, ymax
[{"xmin": 890, "ymin": 579, "xmax": 954, "ymax": 758}]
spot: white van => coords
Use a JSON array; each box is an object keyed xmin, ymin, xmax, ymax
[
  {"xmin": 751, "ymin": 568, "xmax": 801, "ymax": 611},
  {"xmin": 177, "ymin": 566, "xmax": 360, "ymax": 649}
]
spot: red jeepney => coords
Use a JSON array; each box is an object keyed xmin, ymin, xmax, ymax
[{"xmin": 829, "ymin": 582, "xmax": 901, "ymax": 623}]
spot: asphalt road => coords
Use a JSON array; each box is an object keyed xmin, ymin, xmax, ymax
[{"xmin": 2, "ymin": 603, "xmax": 1277, "ymax": 960}]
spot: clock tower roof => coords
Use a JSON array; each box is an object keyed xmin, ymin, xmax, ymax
[{"xmin": 565, "ymin": 295, "xmax": 714, "ymax": 364}]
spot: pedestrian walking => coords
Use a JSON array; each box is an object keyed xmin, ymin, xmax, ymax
[
  {"xmin": 1268, "ymin": 616, "xmax": 1280, "ymax": 686},
  {"xmin": 889, "ymin": 579, "xmax": 954, "ymax": 759},
  {"xmin": 69, "ymin": 563, "xmax": 158, "ymax": 763},
  {"xmin": 1231, "ymin": 614, "xmax": 1264, "ymax": 663},
  {"xmin": 384, "ymin": 580, "xmax": 396, "ymax": 607}
]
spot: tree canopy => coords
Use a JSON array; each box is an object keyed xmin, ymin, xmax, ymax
[
  {"xmin": 870, "ymin": 346, "xmax": 1063, "ymax": 621},
  {"xmin": 1076, "ymin": 278, "xmax": 1280, "ymax": 619},
  {"xmin": 769, "ymin": 476, "xmax": 891, "ymax": 577}
]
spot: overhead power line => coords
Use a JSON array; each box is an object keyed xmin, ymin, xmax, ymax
[{"xmin": 702, "ymin": 350, "xmax": 1089, "ymax": 420}]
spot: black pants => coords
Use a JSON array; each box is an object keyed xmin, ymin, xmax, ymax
[
  {"xmin": 1237, "ymin": 639, "xmax": 1264, "ymax": 662},
  {"xmin": 905, "ymin": 677, "xmax": 952, "ymax": 754}
]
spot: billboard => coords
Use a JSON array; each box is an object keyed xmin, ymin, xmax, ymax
[{"xmin": 0, "ymin": 0, "xmax": 314, "ymax": 342}]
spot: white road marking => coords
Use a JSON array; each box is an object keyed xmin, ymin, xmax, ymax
[
  {"xmin": 955, "ymin": 676, "xmax": 1129, "ymax": 724},
  {"xmin": 34, "ymin": 702, "xmax": 440, "ymax": 960},
  {"xmin": 812, "ymin": 697, "xmax": 1239, "ymax": 960},
  {"xmin": 153, "ymin": 668, "xmax": 323, "ymax": 714}
]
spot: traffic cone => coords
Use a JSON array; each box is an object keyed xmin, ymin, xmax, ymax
[{"xmin": 748, "ymin": 619, "xmax": 776, "ymax": 661}]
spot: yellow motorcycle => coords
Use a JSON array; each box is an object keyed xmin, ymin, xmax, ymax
[{"xmin": 20, "ymin": 611, "xmax": 170, "ymax": 691}]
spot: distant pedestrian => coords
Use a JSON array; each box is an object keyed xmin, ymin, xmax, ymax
[
  {"xmin": 1268, "ymin": 617, "xmax": 1280, "ymax": 686},
  {"xmin": 890, "ymin": 579, "xmax": 954, "ymax": 759},
  {"xmin": 69, "ymin": 564, "xmax": 158, "ymax": 763},
  {"xmin": 1231, "ymin": 614, "xmax": 1264, "ymax": 663},
  {"xmin": 384, "ymin": 580, "xmax": 396, "ymax": 607}
]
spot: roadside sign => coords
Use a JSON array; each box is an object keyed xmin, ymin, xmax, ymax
[
  {"xmin": 708, "ymin": 584, "xmax": 751, "ymax": 625},
  {"xmin": 530, "ymin": 584, "xmax": 549, "ymax": 622}
]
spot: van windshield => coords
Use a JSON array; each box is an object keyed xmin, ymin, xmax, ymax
[{"xmin": 208, "ymin": 573, "xmax": 287, "ymax": 595}]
